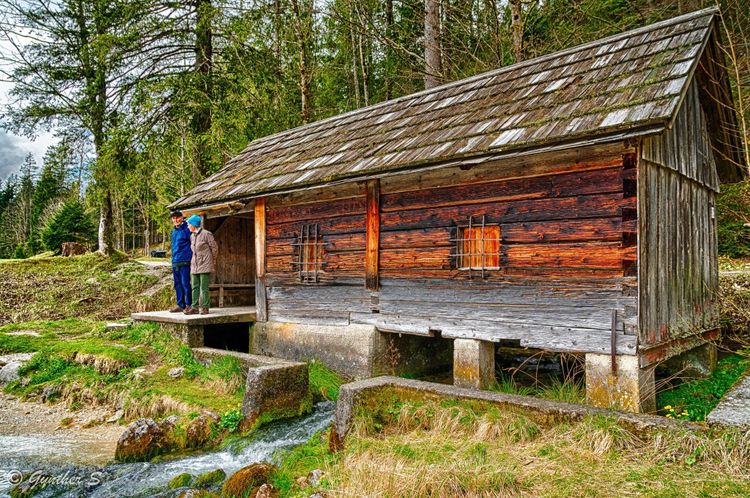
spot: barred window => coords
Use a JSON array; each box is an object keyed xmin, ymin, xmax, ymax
[
  {"xmin": 453, "ymin": 216, "xmax": 501, "ymax": 276},
  {"xmin": 292, "ymin": 224, "xmax": 324, "ymax": 283}
]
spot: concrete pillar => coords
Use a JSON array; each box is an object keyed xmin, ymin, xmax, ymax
[
  {"xmin": 453, "ymin": 339, "xmax": 495, "ymax": 390},
  {"xmin": 585, "ymin": 354, "xmax": 655, "ymax": 413},
  {"xmin": 662, "ymin": 342, "xmax": 717, "ymax": 380}
]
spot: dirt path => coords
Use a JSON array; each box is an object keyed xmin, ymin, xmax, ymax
[{"xmin": 0, "ymin": 394, "xmax": 124, "ymax": 466}]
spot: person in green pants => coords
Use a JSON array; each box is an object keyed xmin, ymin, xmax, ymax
[{"xmin": 185, "ymin": 214, "xmax": 218, "ymax": 315}]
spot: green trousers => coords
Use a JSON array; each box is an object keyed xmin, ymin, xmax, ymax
[{"xmin": 191, "ymin": 273, "xmax": 211, "ymax": 308}]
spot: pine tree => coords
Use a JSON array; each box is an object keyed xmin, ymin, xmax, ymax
[{"xmin": 41, "ymin": 198, "xmax": 97, "ymax": 253}]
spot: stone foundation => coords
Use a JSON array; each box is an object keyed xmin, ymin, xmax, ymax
[
  {"xmin": 661, "ymin": 342, "xmax": 717, "ymax": 379},
  {"xmin": 252, "ymin": 321, "xmax": 452, "ymax": 379},
  {"xmin": 585, "ymin": 354, "xmax": 656, "ymax": 413}
]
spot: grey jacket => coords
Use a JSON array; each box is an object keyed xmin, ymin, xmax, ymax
[{"xmin": 190, "ymin": 228, "xmax": 218, "ymax": 274}]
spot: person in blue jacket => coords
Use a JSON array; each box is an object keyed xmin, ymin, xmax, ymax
[{"xmin": 169, "ymin": 210, "xmax": 193, "ymax": 312}]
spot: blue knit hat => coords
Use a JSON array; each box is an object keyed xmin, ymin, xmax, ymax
[{"xmin": 187, "ymin": 214, "xmax": 202, "ymax": 227}]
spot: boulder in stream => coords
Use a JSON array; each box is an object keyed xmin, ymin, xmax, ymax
[
  {"xmin": 220, "ymin": 463, "xmax": 274, "ymax": 497},
  {"xmin": 193, "ymin": 468, "xmax": 226, "ymax": 488},
  {"xmin": 114, "ymin": 418, "xmax": 175, "ymax": 462},
  {"xmin": 169, "ymin": 473, "xmax": 195, "ymax": 489}
]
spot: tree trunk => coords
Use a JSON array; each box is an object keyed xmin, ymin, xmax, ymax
[
  {"xmin": 509, "ymin": 0, "xmax": 524, "ymax": 63},
  {"xmin": 424, "ymin": 0, "xmax": 442, "ymax": 89},
  {"xmin": 290, "ymin": 0, "xmax": 313, "ymax": 123},
  {"xmin": 349, "ymin": 0, "xmax": 360, "ymax": 107},
  {"xmin": 385, "ymin": 0, "xmax": 393, "ymax": 99},
  {"xmin": 98, "ymin": 190, "xmax": 115, "ymax": 255},
  {"xmin": 192, "ymin": 0, "xmax": 214, "ymax": 178}
]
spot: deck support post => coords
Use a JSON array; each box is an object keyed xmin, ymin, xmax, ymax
[
  {"xmin": 585, "ymin": 354, "xmax": 656, "ymax": 413},
  {"xmin": 453, "ymin": 338, "xmax": 495, "ymax": 390}
]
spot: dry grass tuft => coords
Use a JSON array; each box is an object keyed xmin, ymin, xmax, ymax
[
  {"xmin": 325, "ymin": 400, "xmax": 750, "ymax": 497},
  {"xmin": 123, "ymin": 395, "xmax": 192, "ymax": 420}
]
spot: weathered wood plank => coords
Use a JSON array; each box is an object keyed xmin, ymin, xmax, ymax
[
  {"xmin": 266, "ymin": 214, "xmax": 365, "ymax": 239},
  {"xmin": 502, "ymin": 218, "xmax": 625, "ymax": 243},
  {"xmin": 380, "ymin": 192, "xmax": 633, "ymax": 231},
  {"xmin": 380, "ymin": 165, "xmax": 623, "ymax": 212},
  {"xmin": 267, "ymin": 196, "xmax": 366, "ymax": 225},
  {"xmin": 379, "ymin": 144, "xmax": 630, "ymax": 194}
]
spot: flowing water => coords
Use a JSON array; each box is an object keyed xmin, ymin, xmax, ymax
[{"xmin": 0, "ymin": 402, "xmax": 335, "ymax": 497}]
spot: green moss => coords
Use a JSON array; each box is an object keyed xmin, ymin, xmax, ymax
[
  {"xmin": 168, "ymin": 473, "xmax": 195, "ymax": 489},
  {"xmin": 657, "ymin": 355, "xmax": 748, "ymax": 421},
  {"xmin": 193, "ymin": 469, "xmax": 227, "ymax": 488},
  {"xmin": 249, "ymin": 390, "xmax": 315, "ymax": 433},
  {"xmin": 308, "ymin": 360, "xmax": 344, "ymax": 402}
]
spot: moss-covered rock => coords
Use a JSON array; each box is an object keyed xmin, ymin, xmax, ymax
[
  {"xmin": 114, "ymin": 418, "xmax": 175, "ymax": 462},
  {"xmin": 220, "ymin": 463, "xmax": 274, "ymax": 498},
  {"xmin": 193, "ymin": 468, "xmax": 227, "ymax": 488},
  {"xmin": 169, "ymin": 473, "xmax": 195, "ymax": 489},
  {"xmin": 186, "ymin": 413, "xmax": 219, "ymax": 449}
]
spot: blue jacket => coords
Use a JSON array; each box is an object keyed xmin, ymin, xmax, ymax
[{"xmin": 171, "ymin": 221, "xmax": 193, "ymax": 264}]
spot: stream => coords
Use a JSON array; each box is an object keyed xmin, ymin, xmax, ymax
[{"xmin": 0, "ymin": 401, "xmax": 335, "ymax": 497}]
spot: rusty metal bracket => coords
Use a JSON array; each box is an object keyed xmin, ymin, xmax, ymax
[{"xmin": 610, "ymin": 309, "xmax": 618, "ymax": 374}]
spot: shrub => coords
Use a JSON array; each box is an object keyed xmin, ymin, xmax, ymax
[
  {"xmin": 716, "ymin": 181, "xmax": 750, "ymax": 257},
  {"xmin": 41, "ymin": 198, "xmax": 96, "ymax": 253}
]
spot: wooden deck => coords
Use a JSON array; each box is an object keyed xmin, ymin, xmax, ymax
[{"xmin": 131, "ymin": 306, "xmax": 257, "ymax": 326}]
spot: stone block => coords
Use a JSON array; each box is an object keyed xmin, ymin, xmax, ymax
[
  {"xmin": 242, "ymin": 360, "xmax": 309, "ymax": 423},
  {"xmin": 585, "ymin": 354, "xmax": 655, "ymax": 413},
  {"xmin": 453, "ymin": 338, "xmax": 495, "ymax": 390}
]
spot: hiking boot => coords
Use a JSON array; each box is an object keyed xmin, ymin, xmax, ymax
[
  {"xmin": 183, "ymin": 306, "xmax": 199, "ymax": 315},
  {"xmin": 200, "ymin": 308, "xmax": 210, "ymax": 315},
  {"xmin": 169, "ymin": 306, "xmax": 184, "ymax": 313}
]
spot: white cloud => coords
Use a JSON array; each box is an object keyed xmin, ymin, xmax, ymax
[{"xmin": 0, "ymin": 130, "xmax": 58, "ymax": 180}]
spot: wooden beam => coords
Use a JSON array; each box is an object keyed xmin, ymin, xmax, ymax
[
  {"xmin": 365, "ymin": 179, "xmax": 380, "ymax": 290},
  {"xmin": 254, "ymin": 198, "xmax": 268, "ymax": 321}
]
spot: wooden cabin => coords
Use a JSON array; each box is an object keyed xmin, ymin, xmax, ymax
[{"xmin": 170, "ymin": 7, "xmax": 745, "ymax": 413}]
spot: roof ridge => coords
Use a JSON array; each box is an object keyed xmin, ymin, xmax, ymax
[{"xmin": 226, "ymin": 6, "xmax": 718, "ymax": 160}]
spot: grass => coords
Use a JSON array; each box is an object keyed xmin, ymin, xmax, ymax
[
  {"xmin": 271, "ymin": 431, "xmax": 340, "ymax": 496},
  {"xmin": 657, "ymin": 355, "xmax": 748, "ymax": 421},
  {"xmin": 272, "ymin": 397, "xmax": 750, "ymax": 498},
  {"xmin": 488, "ymin": 372, "xmax": 587, "ymax": 405},
  {"xmin": 1, "ymin": 319, "xmax": 246, "ymax": 418},
  {"xmin": 0, "ymin": 253, "xmax": 172, "ymax": 326},
  {"xmin": 308, "ymin": 360, "xmax": 345, "ymax": 401}
]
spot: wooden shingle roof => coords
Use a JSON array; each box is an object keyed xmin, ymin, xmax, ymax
[{"xmin": 173, "ymin": 7, "xmax": 736, "ymax": 210}]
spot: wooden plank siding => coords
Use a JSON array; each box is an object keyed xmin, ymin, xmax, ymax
[
  {"xmin": 263, "ymin": 145, "xmax": 639, "ymax": 354},
  {"xmin": 638, "ymin": 79, "xmax": 720, "ymax": 356}
]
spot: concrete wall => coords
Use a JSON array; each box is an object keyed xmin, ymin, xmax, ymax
[{"xmin": 252, "ymin": 321, "xmax": 452, "ymax": 379}]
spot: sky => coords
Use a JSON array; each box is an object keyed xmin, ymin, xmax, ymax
[{"xmin": 0, "ymin": 35, "xmax": 58, "ymax": 182}]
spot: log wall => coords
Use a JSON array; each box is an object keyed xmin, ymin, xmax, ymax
[{"xmin": 263, "ymin": 143, "xmax": 640, "ymax": 355}]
